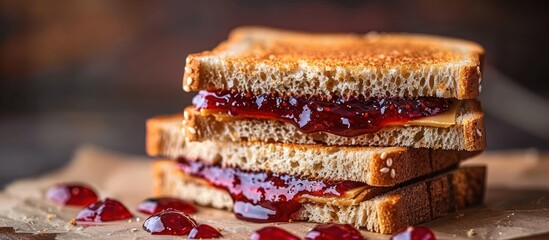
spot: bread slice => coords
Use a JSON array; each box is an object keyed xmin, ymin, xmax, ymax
[
  {"xmin": 183, "ymin": 26, "xmax": 484, "ymax": 99},
  {"xmin": 183, "ymin": 100, "xmax": 486, "ymax": 151},
  {"xmin": 147, "ymin": 114, "xmax": 480, "ymax": 187},
  {"xmin": 153, "ymin": 161, "xmax": 486, "ymax": 234}
]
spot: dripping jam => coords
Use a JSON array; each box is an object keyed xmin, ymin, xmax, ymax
[
  {"xmin": 177, "ymin": 158, "xmax": 367, "ymax": 222},
  {"xmin": 188, "ymin": 224, "xmax": 223, "ymax": 239},
  {"xmin": 192, "ymin": 90, "xmax": 452, "ymax": 137},
  {"xmin": 250, "ymin": 226, "xmax": 300, "ymax": 240},
  {"xmin": 305, "ymin": 223, "xmax": 365, "ymax": 240},
  {"xmin": 137, "ymin": 197, "xmax": 197, "ymax": 215},
  {"xmin": 46, "ymin": 183, "xmax": 98, "ymax": 207},
  {"xmin": 75, "ymin": 198, "xmax": 133, "ymax": 222},
  {"xmin": 390, "ymin": 226, "xmax": 437, "ymax": 240},
  {"xmin": 142, "ymin": 209, "xmax": 197, "ymax": 235}
]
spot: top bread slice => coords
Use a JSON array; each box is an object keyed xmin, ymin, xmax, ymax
[
  {"xmin": 183, "ymin": 26, "xmax": 484, "ymax": 99},
  {"xmin": 147, "ymin": 114, "xmax": 479, "ymax": 187}
]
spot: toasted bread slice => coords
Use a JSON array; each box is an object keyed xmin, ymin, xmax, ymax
[
  {"xmin": 147, "ymin": 114, "xmax": 479, "ymax": 187},
  {"xmin": 183, "ymin": 100, "xmax": 485, "ymax": 151},
  {"xmin": 153, "ymin": 161, "xmax": 486, "ymax": 234},
  {"xmin": 183, "ymin": 26, "xmax": 484, "ymax": 99}
]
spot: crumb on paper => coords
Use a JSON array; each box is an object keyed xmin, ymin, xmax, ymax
[
  {"xmin": 135, "ymin": 217, "xmax": 141, "ymax": 222},
  {"xmin": 77, "ymin": 226, "xmax": 84, "ymax": 231},
  {"xmin": 46, "ymin": 214, "xmax": 56, "ymax": 221},
  {"xmin": 130, "ymin": 228, "xmax": 138, "ymax": 233},
  {"xmin": 69, "ymin": 219, "xmax": 77, "ymax": 226},
  {"xmin": 467, "ymin": 229, "xmax": 476, "ymax": 237},
  {"xmin": 455, "ymin": 213, "xmax": 465, "ymax": 219}
]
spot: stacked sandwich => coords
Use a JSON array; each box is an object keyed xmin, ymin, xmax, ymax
[{"xmin": 146, "ymin": 27, "xmax": 486, "ymax": 234}]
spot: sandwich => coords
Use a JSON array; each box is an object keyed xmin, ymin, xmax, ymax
[{"xmin": 146, "ymin": 27, "xmax": 487, "ymax": 234}]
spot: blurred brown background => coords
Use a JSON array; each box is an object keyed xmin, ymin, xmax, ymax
[{"xmin": 1, "ymin": 0, "xmax": 548, "ymax": 187}]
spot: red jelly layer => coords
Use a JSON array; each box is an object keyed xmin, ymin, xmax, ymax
[
  {"xmin": 177, "ymin": 158, "xmax": 367, "ymax": 223},
  {"xmin": 75, "ymin": 198, "xmax": 133, "ymax": 222},
  {"xmin": 46, "ymin": 183, "xmax": 98, "ymax": 207},
  {"xmin": 192, "ymin": 90, "xmax": 451, "ymax": 137},
  {"xmin": 137, "ymin": 197, "xmax": 197, "ymax": 215}
]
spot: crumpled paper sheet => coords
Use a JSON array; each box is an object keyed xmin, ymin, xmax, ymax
[{"xmin": 0, "ymin": 145, "xmax": 548, "ymax": 240}]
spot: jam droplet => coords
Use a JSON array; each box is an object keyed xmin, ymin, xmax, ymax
[
  {"xmin": 390, "ymin": 226, "xmax": 436, "ymax": 240},
  {"xmin": 304, "ymin": 224, "xmax": 364, "ymax": 240},
  {"xmin": 249, "ymin": 226, "xmax": 300, "ymax": 240},
  {"xmin": 137, "ymin": 197, "xmax": 197, "ymax": 215},
  {"xmin": 142, "ymin": 209, "xmax": 198, "ymax": 235},
  {"xmin": 75, "ymin": 198, "xmax": 133, "ymax": 222},
  {"xmin": 188, "ymin": 224, "xmax": 223, "ymax": 239},
  {"xmin": 193, "ymin": 90, "xmax": 451, "ymax": 137},
  {"xmin": 46, "ymin": 183, "xmax": 98, "ymax": 207}
]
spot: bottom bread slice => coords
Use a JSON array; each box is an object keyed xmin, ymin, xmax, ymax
[
  {"xmin": 152, "ymin": 160, "xmax": 485, "ymax": 234},
  {"xmin": 153, "ymin": 160, "xmax": 485, "ymax": 234}
]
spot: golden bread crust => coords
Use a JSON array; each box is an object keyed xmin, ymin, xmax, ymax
[{"xmin": 183, "ymin": 26, "xmax": 484, "ymax": 99}]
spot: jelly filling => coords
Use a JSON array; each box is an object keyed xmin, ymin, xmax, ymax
[
  {"xmin": 192, "ymin": 90, "xmax": 452, "ymax": 137},
  {"xmin": 177, "ymin": 158, "xmax": 368, "ymax": 223}
]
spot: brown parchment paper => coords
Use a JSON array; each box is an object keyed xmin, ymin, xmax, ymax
[{"xmin": 1, "ymin": 145, "xmax": 548, "ymax": 240}]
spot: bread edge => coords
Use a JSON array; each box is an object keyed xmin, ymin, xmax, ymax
[
  {"xmin": 147, "ymin": 114, "xmax": 481, "ymax": 186},
  {"xmin": 152, "ymin": 160, "xmax": 486, "ymax": 234}
]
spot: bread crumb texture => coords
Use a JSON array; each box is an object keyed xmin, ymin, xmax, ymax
[{"xmin": 184, "ymin": 27, "xmax": 484, "ymax": 99}]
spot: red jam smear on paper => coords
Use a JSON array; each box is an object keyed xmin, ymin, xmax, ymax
[
  {"xmin": 250, "ymin": 226, "xmax": 301, "ymax": 240},
  {"xmin": 46, "ymin": 183, "xmax": 98, "ymax": 207},
  {"xmin": 188, "ymin": 224, "xmax": 223, "ymax": 239},
  {"xmin": 137, "ymin": 197, "xmax": 197, "ymax": 215},
  {"xmin": 177, "ymin": 158, "xmax": 367, "ymax": 223},
  {"xmin": 142, "ymin": 209, "xmax": 198, "ymax": 235},
  {"xmin": 305, "ymin": 224, "xmax": 364, "ymax": 240},
  {"xmin": 75, "ymin": 198, "xmax": 133, "ymax": 222},
  {"xmin": 192, "ymin": 90, "xmax": 451, "ymax": 137},
  {"xmin": 390, "ymin": 226, "xmax": 437, "ymax": 240}
]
